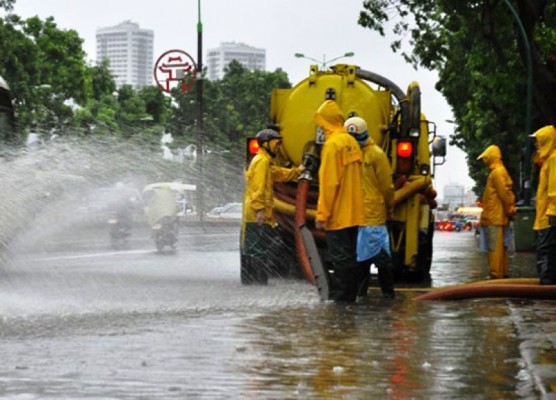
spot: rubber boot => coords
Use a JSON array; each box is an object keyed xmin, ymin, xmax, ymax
[
  {"xmin": 329, "ymin": 268, "xmax": 358, "ymax": 303},
  {"xmin": 488, "ymin": 227, "xmax": 505, "ymax": 279},
  {"xmin": 488, "ymin": 251, "xmax": 503, "ymax": 279},
  {"xmin": 356, "ymin": 262, "xmax": 370, "ymax": 298},
  {"xmin": 377, "ymin": 266, "xmax": 395, "ymax": 298}
]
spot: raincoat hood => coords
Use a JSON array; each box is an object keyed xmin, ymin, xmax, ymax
[
  {"xmin": 477, "ymin": 145, "xmax": 502, "ymax": 168},
  {"xmin": 314, "ymin": 100, "xmax": 345, "ymax": 138},
  {"xmin": 530, "ymin": 125, "xmax": 556, "ymax": 161}
]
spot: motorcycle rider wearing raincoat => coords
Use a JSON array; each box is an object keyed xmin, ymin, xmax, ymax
[
  {"xmin": 145, "ymin": 185, "xmax": 179, "ymax": 231},
  {"xmin": 478, "ymin": 144, "xmax": 517, "ymax": 279},
  {"xmin": 243, "ymin": 128, "xmax": 303, "ymax": 285},
  {"xmin": 345, "ymin": 116, "xmax": 396, "ymax": 298},
  {"xmin": 529, "ymin": 125, "xmax": 556, "ymax": 285},
  {"xmin": 315, "ymin": 100, "xmax": 364, "ymax": 303}
]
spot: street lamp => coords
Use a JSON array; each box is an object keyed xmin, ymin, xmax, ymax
[{"xmin": 294, "ymin": 52, "xmax": 355, "ymax": 69}]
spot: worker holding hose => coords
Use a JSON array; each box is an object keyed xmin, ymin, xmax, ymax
[
  {"xmin": 315, "ymin": 100, "xmax": 364, "ymax": 303},
  {"xmin": 344, "ymin": 116, "xmax": 396, "ymax": 298},
  {"xmin": 477, "ymin": 145, "xmax": 517, "ymax": 279},
  {"xmin": 529, "ymin": 125, "xmax": 556, "ymax": 285},
  {"xmin": 243, "ymin": 128, "xmax": 304, "ymax": 285}
]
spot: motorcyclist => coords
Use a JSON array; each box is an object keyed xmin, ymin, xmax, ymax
[
  {"xmin": 110, "ymin": 183, "xmax": 137, "ymax": 238},
  {"xmin": 477, "ymin": 145, "xmax": 517, "ymax": 279},
  {"xmin": 314, "ymin": 100, "xmax": 364, "ymax": 303},
  {"xmin": 345, "ymin": 116, "xmax": 396, "ymax": 298},
  {"xmin": 529, "ymin": 125, "xmax": 556, "ymax": 284},
  {"xmin": 145, "ymin": 184, "xmax": 179, "ymax": 237},
  {"xmin": 243, "ymin": 128, "xmax": 304, "ymax": 285}
]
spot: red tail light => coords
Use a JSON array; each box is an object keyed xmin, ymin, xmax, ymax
[
  {"xmin": 396, "ymin": 141, "xmax": 414, "ymax": 174},
  {"xmin": 397, "ymin": 141, "xmax": 413, "ymax": 158}
]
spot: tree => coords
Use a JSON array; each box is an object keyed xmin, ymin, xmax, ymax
[
  {"xmin": 0, "ymin": 14, "xmax": 91, "ymax": 137},
  {"xmin": 359, "ymin": 0, "xmax": 556, "ymax": 198},
  {"xmin": 88, "ymin": 59, "xmax": 116, "ymax": 101},
  {"xmin": 0, "ymin": 0, "xmax": 14, "ymax": 11}
]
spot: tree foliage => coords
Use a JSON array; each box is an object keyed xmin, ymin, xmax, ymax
[
  {"xmin": 359, "ymin": 0, "xmax": 556, "ymax": 198},
  {"xmin": 0, "ymin": 8, "xmax": 292, "ymax": 204}
]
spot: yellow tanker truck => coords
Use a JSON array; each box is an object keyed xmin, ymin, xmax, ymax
[{"xmin": 241, "ymin": 64, "xmax": 446, "ymax": 287}]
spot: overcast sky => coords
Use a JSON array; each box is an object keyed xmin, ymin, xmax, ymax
[{"xmin": 12, "ymin": 0, "xmax": 475, "ymax": 198}]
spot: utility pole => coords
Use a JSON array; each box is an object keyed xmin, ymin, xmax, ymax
[
  {"xmin": 501, "ymin": 0, "xmax": 533, "ymax": 205},
  {"xmin": 196, "ymin": 0, "xmax": 204, "ymax": 226}
]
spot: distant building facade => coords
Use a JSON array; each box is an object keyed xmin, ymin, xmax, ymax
[
  {"xmin": 96, "ymin": 21, "xmax": 154, "ymax": 90},
  {"xmin": 442, "ymin": 183, "xmax": 476, "ymax": 211},
  {"xmin": 206, "ymin": 42, "xmax": 266, "ymax": 81}
]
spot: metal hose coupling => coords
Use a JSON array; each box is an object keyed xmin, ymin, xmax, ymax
[{"xmin": 299, "ymin": 141, "xmax": 320, "ymax": 181}]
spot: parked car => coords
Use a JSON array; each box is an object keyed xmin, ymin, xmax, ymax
[{"xmin": 206, "ymin": 202, "xmax": 242, "ymax": 222}]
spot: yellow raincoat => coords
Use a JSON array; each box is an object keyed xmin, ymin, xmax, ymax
[
  {"xmin": 478, "ymin": 144, "xmax": 516, "ymax": 278},
  {"xmin": 531, "ymin": 125, "xmax": 556, "ymax": 230},
  {"xmin": 361, "ymin": 140, "xmax": 394, "ymax": 226},
  {"xmin": 145, "ymin": 188, "xmax": 179, "ymax": 227},
  {"xmin": 244, "ymin": 149, "xmax": 301, "ymax": 226},
  {"xmin": 315, "ymin": 100, "xmax": 364, "ymax": 230},
  {"xmin": 478, "ymin": 145, "xmax": 516, "ymax": 226}
]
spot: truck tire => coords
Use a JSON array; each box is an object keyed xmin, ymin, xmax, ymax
[
  {"xmin": 391, "ymin": 249, "xmax": 405, "ymax": 282},
  {"xmin": 415, "ymin": 221, "xmax": 434, "ymax": 280}
]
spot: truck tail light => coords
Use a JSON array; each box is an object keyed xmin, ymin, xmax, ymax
[
  {"xmin": 397, "ymin": 141, "xmax": 413, "ymax": 158},
  {"xmin": 396, "ymin": 141, "xmax": 413, "ymax": 174}
]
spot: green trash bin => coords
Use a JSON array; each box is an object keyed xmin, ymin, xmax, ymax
[{"xmin": 513, "ymin": 206, "xmax": 536, "ymax": 252}]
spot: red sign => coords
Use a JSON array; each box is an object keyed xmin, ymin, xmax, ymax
[{"xmin": 154, "ymin": 49, "xmax": 197, "ymax": 93}]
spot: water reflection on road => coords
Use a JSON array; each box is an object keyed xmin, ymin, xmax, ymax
[
  {"xmin": 236, "ymin": 296, "xmax": 532, "ymax": 399},
  {"xmin": 0, "ymin": 227, "xmax": 541, "ymax": 398}
]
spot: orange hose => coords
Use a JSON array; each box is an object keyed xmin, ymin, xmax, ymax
[
  {"xmin": 414, "ymin": 284, "xmax": 556, "ymax": 301},
  {"xmin": 293, "ymin": 179, "xmax": 316, "ymax": 284}
]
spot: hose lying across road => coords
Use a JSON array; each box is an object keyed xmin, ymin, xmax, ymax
[{"xmin": 414, "ymin": 278, "xmax": 556, "ymax": 301}]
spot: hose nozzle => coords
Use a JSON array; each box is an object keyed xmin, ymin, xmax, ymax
[{"xmin": 299, "ymin": 142, "xmax": 320, "ymax": 182}]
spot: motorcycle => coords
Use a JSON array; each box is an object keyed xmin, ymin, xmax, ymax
[
  {"xmin": 152, "ymin": 216, "xmax": 178, "ymax": 253},
  {"xmin": 108, "ymin": 212, "xmax": 131, "ymax": 249}
]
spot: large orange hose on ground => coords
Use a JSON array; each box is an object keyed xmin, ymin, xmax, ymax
[
  {"xmin": 292, "ymin": 179, "xmax": 316, "ymax": 284},
  {"xmin": 414, "ymin": 282, "xmax": 556, "ymax": 301}
]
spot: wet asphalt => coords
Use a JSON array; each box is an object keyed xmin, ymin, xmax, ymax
[{"xmin": 0, "ymin": 223, "xmax": 555, "ymax": 399}]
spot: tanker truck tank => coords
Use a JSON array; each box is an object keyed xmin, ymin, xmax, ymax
[{"xmin": 240, "ymin": 63, "xmax": 446, "ymax": 289}]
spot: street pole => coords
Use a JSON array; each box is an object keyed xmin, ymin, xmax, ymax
[
  {"xmin": 196, "ymin": 0, "xmax": 204, "ymax": 226},
  {"xmin": 501, "ymin": 0, "xmax": 533, "ymax": 204}
]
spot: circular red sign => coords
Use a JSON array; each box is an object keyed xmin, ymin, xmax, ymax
[{"xmin": 154, "ymin": 49, "xmax": 197, "ymax": 93}]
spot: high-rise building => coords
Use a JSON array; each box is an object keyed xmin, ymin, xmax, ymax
[
  {"xmin": 96, "ymin": 21, "xmax": 154, "ymax": 90},
  {"xmin": 206, "ymin": 42, "xmax": 266, "ymax": 81}
]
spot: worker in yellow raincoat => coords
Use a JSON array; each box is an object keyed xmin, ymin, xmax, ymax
[
  {"xmin": 478, "ymin": 145, "xmax": 517, "ymax": 279},
  {"xmin": 529, "ymin": 125, "xmax": 556, "ymax": 284},
  {"xmin": 345, "ymin": 116, "xmax": 396, "ymax": 298},
  {"xmin": 315, "ymin": 100, "xmax": 364, "ymax": 303},
  {"xmin": 243, "ymin": 129, "xmax": 303, "ymax": 285}
]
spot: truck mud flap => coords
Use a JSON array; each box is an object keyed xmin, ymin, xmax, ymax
[{"xmin": 299, "ymin": 224, "xmax": 329, "ymax": 301}]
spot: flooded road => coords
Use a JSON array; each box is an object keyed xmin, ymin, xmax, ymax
[{"xmin": 0, "ymin": 226, "xmax": 543, "ymax": 399}]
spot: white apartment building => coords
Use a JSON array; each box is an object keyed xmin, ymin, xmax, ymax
[
  {"xmin": 206, "ymin": 42, "xmax": 266, "ymax": 81},
  {"xmin": 96, "ymin": 21, "xmax": 154, "ymax": 90},
  {"xmin": 443, "ymin": 183, "xmax": 477, "ymax": 211}
]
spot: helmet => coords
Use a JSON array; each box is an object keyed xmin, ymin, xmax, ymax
[
  {"xmin": 344, "ymin": 116, "xmax": 367, "ymax": 135},
  {"xmin": 256, "ymin": 129, "xmax": 282, "ymax": 147},
  {"xmin": 344, "ymin": 116, "xmax": 369, "ymax": 146}
]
